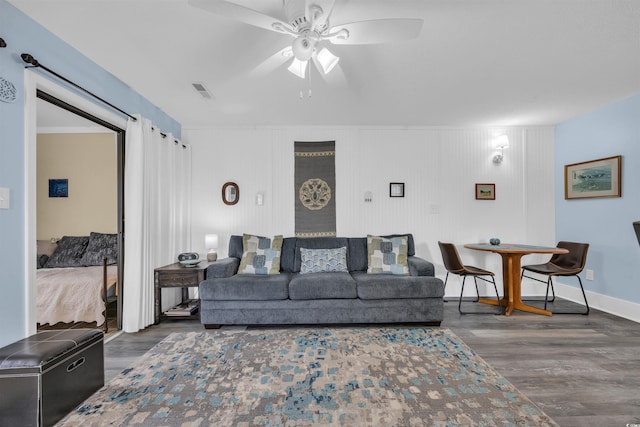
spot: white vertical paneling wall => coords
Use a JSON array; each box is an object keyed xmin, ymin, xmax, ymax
[{"xmin": 186, "ymin": 126, "xmax": 555, "ymax": 298}]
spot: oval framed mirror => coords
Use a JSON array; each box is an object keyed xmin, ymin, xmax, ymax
[{"xmin": 222, "ymin": 182, "xmax": 239, "ymax": 205}]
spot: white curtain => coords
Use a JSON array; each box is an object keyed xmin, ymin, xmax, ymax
[{"xmin": 122, "ymin": 115, "xmax": 191, "ymax": 333}]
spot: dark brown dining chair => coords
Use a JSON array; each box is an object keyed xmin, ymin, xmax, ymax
[
  {"xmin": 438, "ymin": 241, "xmax": 502, "ymax": 314},
  {"xmin": 520, "ymin": 241, "xmax": 590, "ymax": 314}
]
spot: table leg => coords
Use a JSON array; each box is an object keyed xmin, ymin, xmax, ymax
[{"xmin": 479, "ymin": 253, "xmax": 552, "ymax": 316}]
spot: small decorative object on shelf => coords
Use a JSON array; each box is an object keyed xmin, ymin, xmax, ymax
[{"xmin": 489, "ymin": 238, "xmax": 501, "ymax": 246}]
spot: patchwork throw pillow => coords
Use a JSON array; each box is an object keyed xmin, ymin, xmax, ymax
[
  {"xmin": 300, "ymin": 247, "xmax": 348, "ymax": 274},
  {"xmin": 80, "ymin": 232, "xmax": 118, "ymax": 266},
  {"xmin": 238, "ymin": 234, "xmax": 283, "ymax": 275},
  {"xmin": 44, "ymin": 235, "xmax": 90, "ymax": 268},
  {"xmin": 367, "ymin": 234, "xmax": 409, "ymax": 275}
]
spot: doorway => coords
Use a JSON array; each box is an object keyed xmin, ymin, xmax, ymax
[
  {"xmin": 36, "ymin": 92, "xmax": 125, "ymax": 331},
  {"xmin": 25, "ymin": 71, "xmax": 127, "ymax": 334}
]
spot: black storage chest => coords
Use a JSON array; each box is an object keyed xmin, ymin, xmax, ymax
[{"xmin": 0, "ymin": 329, "xmax": 104, "ymax": 427}]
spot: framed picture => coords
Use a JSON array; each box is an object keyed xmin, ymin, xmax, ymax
[
  {"xmin": 565, "ymin": 155, "xmax": 621, "ymax": 200},
  {"xmin": 475, "ymin": 183, "xmax": 495, "ymax": 200},
  {"xmin": 49, "ymin": 179, "xmax": 68, "ymax": 198},
  {"xmin": 389, "ymin": 182, "xmax": 405, "ymax": 198}
]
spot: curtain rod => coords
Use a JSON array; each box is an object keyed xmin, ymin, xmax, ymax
[
  {"xmin": 22, "ymin": 53, "xmax": 186, "ymax": 148},
  {"xmin": 21, "ymin": 53, "xmax": 137, "ymax": 121}
]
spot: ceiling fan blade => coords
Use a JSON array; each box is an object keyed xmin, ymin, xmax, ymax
[
  {"xmin": 188, "ymin": 0, "xmax": 292, "ymax": 34},
  {"xmin": 328, "ymin": 18, "xmax": 423, "ymax": 45},
  {"xmin": 249, "ymin": 46, "xmax": 293, "ymax": 78}
]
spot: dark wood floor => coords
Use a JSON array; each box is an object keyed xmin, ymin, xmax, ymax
[{"xmin": 104, "ymin": 298, "xmax": 640, "ymax": 427}]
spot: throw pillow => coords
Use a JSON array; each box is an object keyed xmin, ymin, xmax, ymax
[
  {"xmin": 300, "ymin": 247, "xmax": 348, "ymax": 274},
  {"xmin": 44, "ymin": 235, "xmax": 90, "ymax": 268},
  {"xmin": 238, "ymin": 234, "xmax": 283, "ymax": 275},
  {"xmin": 80, "ymin": 232, "xmax": 118, "ymax": 266},
  {"xmin": 367, "ymin": 234, "xmax": 409, "ymax": 275}
]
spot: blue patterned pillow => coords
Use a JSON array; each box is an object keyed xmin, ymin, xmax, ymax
[
  {"xmin": 367, "ymin": 235, "xmax": 409, "ymax": 275},
  {"xmin": 238, "ymin": 234, "xmax": 283, "ymax": 275},
  {"xmin": 300, "ymin": 247, "xmax": 348, "ymax": 274}
]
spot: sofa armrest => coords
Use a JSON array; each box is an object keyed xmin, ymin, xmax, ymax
[
  {"xmin": 408, "ymin": 256, "xmax": 435, "ymax": 276},
  {"xmin": 206, "ymin": 257, "xmax": 240, "ymax": 279}
]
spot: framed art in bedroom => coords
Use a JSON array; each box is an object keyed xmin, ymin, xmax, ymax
[{"xmin": 48, "ymin": 179, "xmax": 68, "ymax": 198}]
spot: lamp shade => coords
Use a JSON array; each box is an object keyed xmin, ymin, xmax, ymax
[
  {"xmin": 316, "ymin": 48, "xmax": 340, "ymax": 74},
  {"xmin": 287, "ymin": 58, "xmax": 308, "ymax": 79},
  {"xmin": 495, "ymin": 134, "xmax": 509, "ymax": 149},
  {"xmin": 205, "ymin": 234, "xmax": 219, "ymax": 250}
]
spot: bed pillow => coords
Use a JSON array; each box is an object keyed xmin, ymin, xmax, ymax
[
  {"xmin": 44, "ymin": 235, "xmax": 90, "ymax": 268},
  {"xmin": 238, "ymin": 234, "xmax": 283, "ymax": 275},
  {"xmin": 300, "ymin": 247, "xmax": 348, "ymax": 274},
  {"xmin": 367, "ymin": 234, "xmax": 409, "ymax": 275},
  {"xmin": 81, "ymin": 232, "xmax": 118, "ymax": 266}
]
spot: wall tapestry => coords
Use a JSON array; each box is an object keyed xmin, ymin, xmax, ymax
[{"xmin": 294, "ymin": 141, "xmax": 336, "ymax": 237}]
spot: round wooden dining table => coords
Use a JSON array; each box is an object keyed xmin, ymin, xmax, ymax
[{"xmin": 464, "ymin": 243, "xmax": 569, "ymax": 316}]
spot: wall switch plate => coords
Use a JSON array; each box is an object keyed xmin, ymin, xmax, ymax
[
  {"xmin": 0, "ymin": 187, "xmax": 9, "ymax": 209},
  {"xmin": 586, "ymin": 269, "xmax": 594, "ymax": 281},
  {"xmin": 430, "ymin": 204, "xmax": 440, "ymax": 214}
]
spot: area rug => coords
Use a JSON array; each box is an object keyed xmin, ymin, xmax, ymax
[{"xmin": 58, "ymin": 327, "xmax": 557, "ymax": 426}]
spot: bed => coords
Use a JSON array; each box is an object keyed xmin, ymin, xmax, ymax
[{"xmin": 36, "ymin": 232, "xmax": 118, "ymax": 330}]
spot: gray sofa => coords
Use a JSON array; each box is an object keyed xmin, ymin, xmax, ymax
[{"xmin": 198, "ymin": 234, "xmax": 445, "ymax": 328}]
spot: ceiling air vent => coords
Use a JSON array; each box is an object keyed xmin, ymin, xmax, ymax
[{"xmin": 192, "ymin": 82, "xmax": 213, "ymax": 99}]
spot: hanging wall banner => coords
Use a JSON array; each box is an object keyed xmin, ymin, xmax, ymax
[{"xmin": 294, "ymin": 141, "xmax": 336, "ymax": 237}]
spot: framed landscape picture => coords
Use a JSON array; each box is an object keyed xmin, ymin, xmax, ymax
[
  {"xmin": 475, "ymin": 183, "xmax": 495, "ymax": 200},
  {"xmin": 564, "ymin": 155, "xmax": 621, "ymax": 200}
]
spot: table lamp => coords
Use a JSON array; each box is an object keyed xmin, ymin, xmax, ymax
[{"xmin": 205, "ymin": 234, "xmax": 218, "ymax": 262}]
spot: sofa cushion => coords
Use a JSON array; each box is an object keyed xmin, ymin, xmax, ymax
[
  {"xmin": 293, "ymin": 237, "xmax": 349, "ymax": 272},
  {"xmin": 288, "ymin": 272, "xmax": 357, "ymax": 300},
  {"xmin": 279, "ymin": 237, "xmax": 297, "ymax": 273},
  {"xmin": 238, "ymin": 234, "xmax": 283, "ymax": 275},
  {"xmin": 352, "ymin": 271, "xmax": 444, "ymax": 299},
  {"xmin": 347, "ymin": 238, "xmax": 368, "ymax": 272},
  {"xmin": 199, "ymin": 273, "xmax": 290, "ymax": 301},
  {"xmin": 367, "ymin": 235, "xmax": 409, "ymax": 275},
  {"xmin": 300, "ymin": 247, "xmax": 348, "ymax": 274}
]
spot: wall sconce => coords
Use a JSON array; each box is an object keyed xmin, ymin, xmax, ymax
[
  {"xmin": 205, "ymin": 234, "xmax": 219, "ymax": 262},
  {"xmin": 493, "ymin": 135, "xmax": 509, "ymax": 163}
]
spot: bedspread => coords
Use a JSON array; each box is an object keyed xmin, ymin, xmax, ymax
[{"xmin": 37, "ymin": 265, "xmax": 118, "ymax": 326}]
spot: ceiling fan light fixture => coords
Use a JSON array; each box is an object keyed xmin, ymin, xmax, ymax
[
  {"xmin": 292, "ymin": 35, "xmax": 314, "ymax": 61},
  {"xmin": 287, "ymin": 58, "xmax": 308, "ymax": 79},
  {"xmin": 316, "ymin": 47, "xmax": 339, "ymax": 74}
]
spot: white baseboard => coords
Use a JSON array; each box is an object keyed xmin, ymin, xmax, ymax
[{"xmin": 554, "ymin": 283, "xmax": 640, "ymax": 324}]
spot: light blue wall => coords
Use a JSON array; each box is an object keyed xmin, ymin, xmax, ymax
[
  {"xmin": 555, "ymin": 93, "xmax": 640, "ymax": 304},
  {"xmin": 0, "ymin": 0, "xmax": 181, "ymax": 347}
]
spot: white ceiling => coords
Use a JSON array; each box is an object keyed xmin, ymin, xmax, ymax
[{"xmin": 11, "ymin": 0, "xmax": 640, "ymax": 128}]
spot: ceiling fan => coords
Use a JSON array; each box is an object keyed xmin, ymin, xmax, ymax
[{"xmin": 188, "ymin": 0, "xmax": 424, "ymax": 79}]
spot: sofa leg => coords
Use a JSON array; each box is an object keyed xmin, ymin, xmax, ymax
[{"xmin": 204, "ymin": 324, "xmax": 221, "ymax": 329}]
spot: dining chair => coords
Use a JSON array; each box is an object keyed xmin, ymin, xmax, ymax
[
  {"xmin": 520, "ymin": 241, "xmax": 590, "ymax": 314},
  {"xmin": 438, "ymin": 241, "xmax": 502, "ymax": 314}
]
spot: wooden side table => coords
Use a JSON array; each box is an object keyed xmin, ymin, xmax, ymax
[{"xmin": 154, "ymin": 261, "xmax": 212, "ymax": 324}]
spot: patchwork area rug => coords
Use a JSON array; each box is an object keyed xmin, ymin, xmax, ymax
[{"xmin": 59, "ymin": 328, "xmax": 557, "ymax": 426}]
